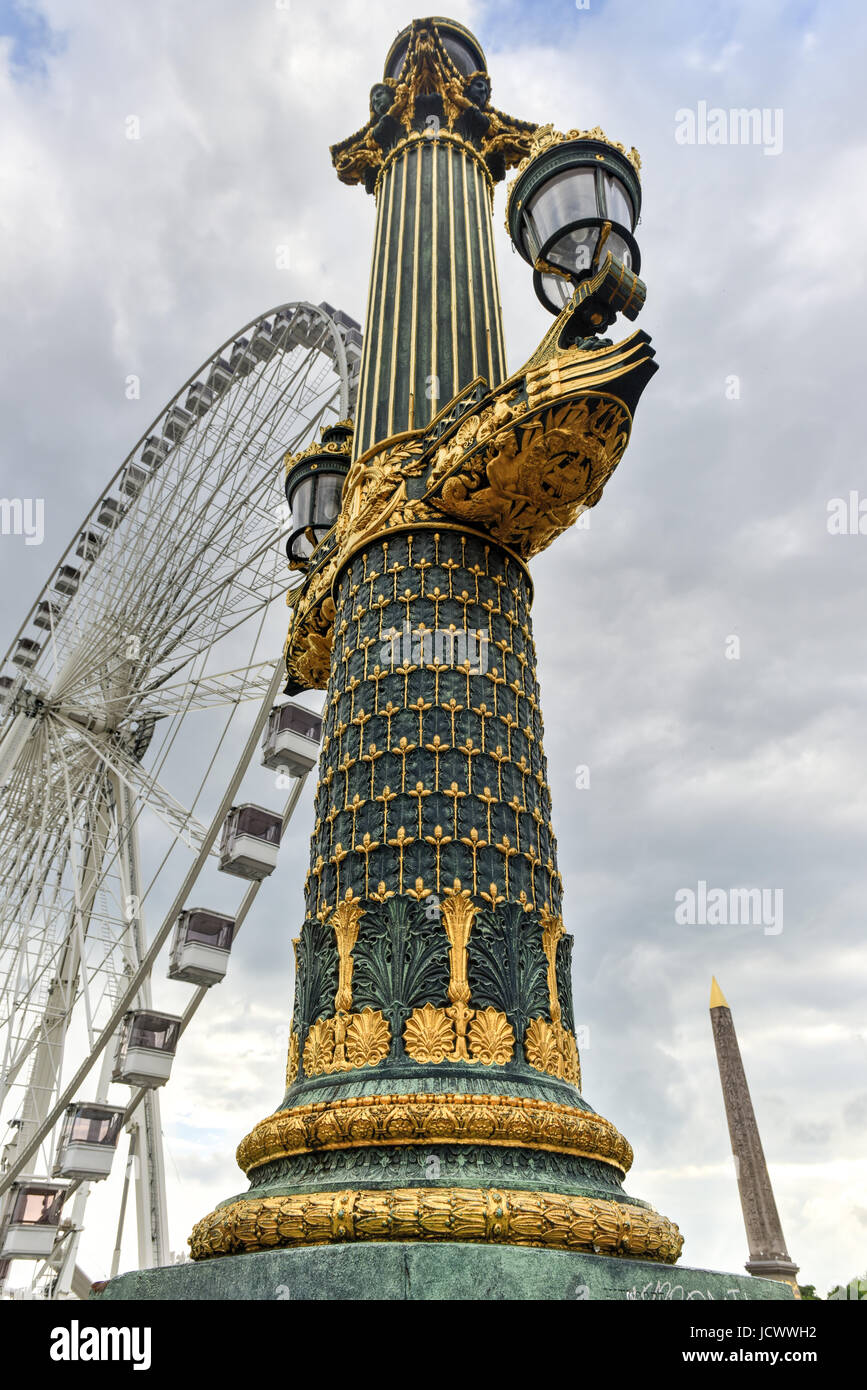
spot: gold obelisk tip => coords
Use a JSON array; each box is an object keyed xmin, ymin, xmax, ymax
[{"xmin": 709, "ymin": 976, "xmax": 729, "ymax": 1010}]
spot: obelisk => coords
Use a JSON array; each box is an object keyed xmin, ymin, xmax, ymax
[{"xmin": 709, "ymin": 978, "xmax": 799, "ymax": 1288}]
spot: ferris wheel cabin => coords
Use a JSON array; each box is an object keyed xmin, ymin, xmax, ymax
[
  {"xmin": 121, "ymin": 462, "xmax": 149, "ymax": 498},
  {"xmin": 53, "ymin": 565, "xmax": 81, "ymax": 597},
  {"xmin": 251, "ymin": 323, "xmax": 277, "ymax": 361},
  {"xmin": 11, "ymin": 638, "xmax": 42, "ymax": 670},
  {"xmin": 163, "ymin": 405, "xmax": 193, "ymax": 444},
  {"xmin": 206, "ymin": 356, "xmax": 233, "ymax": 395},
  {"xmin": 260, "ymin": 701, "xmax": 322, "ymax": 777},
  {"xmin": 141, "ymin": 435, "xmax": 169, "ymax": 468},
  {"xmin": 52, "ymin": 1103, "xmax": 125, "ymax": 1182},
  {"xmin": 218, "ymin": 803, "xmax": 282, "ymax": 879},
  {"xmin": 33, "ymin": 599, "xmax": 67, "ymax": 630},
  {"xmin": 185, "ymin": 382, "xmax": 214, "ymax": 417},
  {"xmin": 288, "ymin": 309, "xmax": 318, "ymax": 349},
  {"xmin": 112, "ymin": 1010, "xmax": 181, "ymax": 1088},
  {"xmin": 0, "ymin": 1181, "xmax": 66, "ymax": 1260},
  {"xmin": 230, "ymin": 337, "xmax": 257, "ymax": 377},
  {"xmin": 97, "ymin": 496, "xmax": 124, "ymax": 528},
  {"xmin": 271, "ymin": 308, "xmax": 295, "ymax": 346},
  {"xmin": 76, "ymin": 528, "xmax": 105, "ymax": 562},
  {"xmin": 168, "ymin": 908, "xmax": 236, "ymax": 986}
]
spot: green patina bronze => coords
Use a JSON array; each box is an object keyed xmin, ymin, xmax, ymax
[{"xmin": 92, "ymin": 1244, "xmax": 795, "ymax": 1302}]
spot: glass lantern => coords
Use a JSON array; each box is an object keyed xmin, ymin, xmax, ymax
[
  {"xmin": 507, "ymin": 134, "xmax": 642, "ymax": 316},
  {"xmin": 283, "ymin": 422, "xmax": 352, "ymax": 566}
]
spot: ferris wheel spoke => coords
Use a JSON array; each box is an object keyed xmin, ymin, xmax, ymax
[
  {"xmin": 0, "ymin": 731, "xmax": 90, "ymax": 919},
  {"xmin": 79, "ymin": 351, "xmax": 308, "ymax": 655},
  {"xmin": 115, "ymin": 358, "xmax": 338, "ymax": 635},
  {"xmin": 117, "ymin": 661, "xmax": 279, "ymax": 718},
  {"xmin": 132, "ymin": 540, "xmax": 286, "ymax": 679},
  {"xmin": 50, "ymin": 715, "xmax": 209, "ymax": 855}
]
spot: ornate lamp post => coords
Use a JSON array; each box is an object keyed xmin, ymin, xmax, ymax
[{"xmin": 189, "ymin": 17, "xmax": 684, "ymax": 1285}]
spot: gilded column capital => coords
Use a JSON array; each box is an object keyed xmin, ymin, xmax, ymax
[{"xmin": 330, "ymin": 17, "xmax": 537, "ymax": 195}]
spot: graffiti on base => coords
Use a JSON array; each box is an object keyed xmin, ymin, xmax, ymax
[{"xmin": 626, "ymin": 1280, "xmax": 747, "ymax": 1301}]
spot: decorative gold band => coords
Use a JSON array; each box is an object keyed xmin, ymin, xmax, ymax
[
  {"xmin": 189, "ymin": 1185, "xmax": 683, "ymax": 1264},
  {"xmin": 374, "ymin": 129, "xmax": 496, "ymax": 200},
  {"xmin": 333, "ymin": 519, "xmax": 534, "ymax": 598},
  {"xmin": 236, "ymin": 1092, "xmax": 633, "ymax": 1177}
]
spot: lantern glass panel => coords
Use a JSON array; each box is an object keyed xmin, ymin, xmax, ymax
[
  {"xmin": 291, "ymin": 532, "xmax": 314, "ymax": 561},
  {"xmin": 604, "ymin": 229, "xmax": 633, "ymax": 269},
  {"xmin": 539, "ymin": 272, "xmax": 573, "ymax": 310},
  {"xmin": 602, "ymin": 172, "xmax": 634, "ymax": 228},
  {"xmin": 527, "ymin": 217, "xmax": 599, "ymax": 279},
  {"xmin": 288, "ymin": 476, "xmax": 314, "ymax": 532},
  {"xmin": 314, "ymin": 474, "xmax": 343, "ymax": 533},
  {"xmin": 525, "ymin": 168, "xmax": 598, "ymax": 256}
]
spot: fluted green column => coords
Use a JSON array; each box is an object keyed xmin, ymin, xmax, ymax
[{"xmin": 354, "ymin": 136, "xmax": 506, "ymax": 454}]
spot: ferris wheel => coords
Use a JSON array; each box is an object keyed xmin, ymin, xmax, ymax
[{"xmin": 0, "ymin": 299, "xmax": 360, "ymax": 1298}]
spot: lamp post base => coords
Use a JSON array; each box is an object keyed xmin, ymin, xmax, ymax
[{"xmin": 90, "ymin": 1243, "xmax": 795, "ymax": 1302}]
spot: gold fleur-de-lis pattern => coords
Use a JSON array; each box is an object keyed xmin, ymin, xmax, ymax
[{"xmin": 305, "ymin": 528, "xmax": 562, "ymax": 918}]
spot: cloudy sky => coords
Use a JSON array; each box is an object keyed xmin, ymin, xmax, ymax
[{"xmin": 1, "ymin": 0, "xmax": 865, "ymax": 1296}]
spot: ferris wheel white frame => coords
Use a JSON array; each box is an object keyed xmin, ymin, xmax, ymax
[{"xmin": 0, "ymin": 298, "xmax": 358, "ymax": 1298}]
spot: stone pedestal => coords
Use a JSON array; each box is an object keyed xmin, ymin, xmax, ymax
[{"xmin": 91, "ymin": 1243, "xmax": 795, "ymax": 1302}]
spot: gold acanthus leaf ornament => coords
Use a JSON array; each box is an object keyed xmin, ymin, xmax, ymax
[
  {"xmin": 331, "ymin": 891, "xmax": 364, "ymax": 1014},
  {"xmin": 467, "ymin": 1007, "xmax": 516, "ymax": 1066},
  {"xmin": 335, "ymin": 436, "xmax": 427, "ymax": 554},
  {"xmin": 403, "ymin": 888, "xmax": 517, "ymax": 1066},
  {"xmin": 520, "ymin": 908, "xmax": 581, "ymax": 1087},
  {"xmin": 190, "ymin": 1186, "xmax": 683, "ymax": 1264},
  {"xmin": 238, "ymin": 1091, "xmax": 634, "ymax": 1176},
  {"xmin": 403, "ymin": 1002, "xmax": 455, "ymax": 1065},
  {"xmin": 402, "ymin": 1002, "xmax": 516, "ymax": 1067},
  {"xmin": 302, "ymin": 1008, "xmax": 391, "ymax": 1077},
  {"xmin": 524, "ymin": 1017, "xmax": 581, "ymax": 1088},
  {"xmin": 298, "ymin": 891, "xmax": 391, "ymax": 1077},
  {"xmin": 345, "ymin": 1009, "xmax": 392, "ymax": 1068},
  {"xmin": 302, "ymin": 1017, "xmax": 336, "ymax": 1076},
  {"xmin": 283, "ymin": 554, "xmax": 339, "ymax": 692}
]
